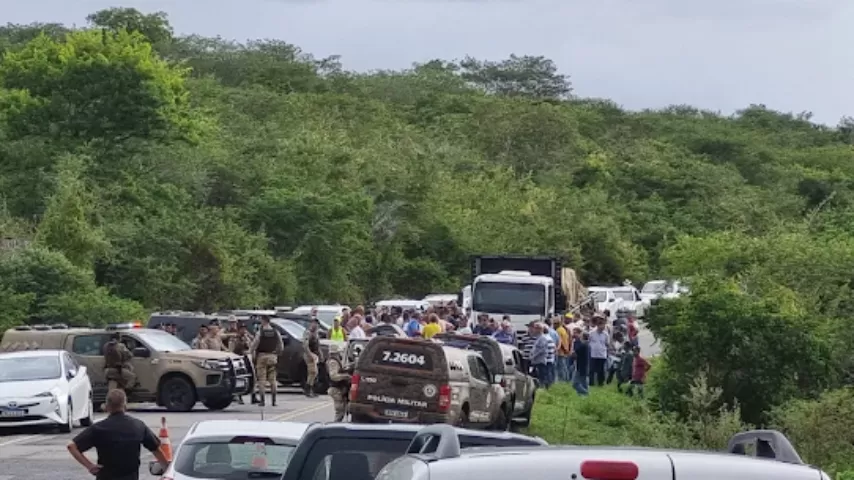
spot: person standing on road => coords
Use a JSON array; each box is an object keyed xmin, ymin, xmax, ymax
[
  {"xmin": 325, "ymin": 343, "xmax": 352, "ymax": 422},
  {"xmin": 588, "ymin": 316, "xmax": 611, "ymax": 386},
  {"xmin": 200, "ymin": 321, "xmax": 228, "ymax": 351},
  {"xmin": 626, "ymin": 345, "xmax": 651, "ymax": 398},
  {"xmin": 554, "ymin": 317, "xmax": 571, "ymax": 382},
  {"xmin": 250, "ymin": 315, "xmax": 284, "ymax": 406},
  {"xmin": 571, "ymin": 330, "xmax": 590, "ymax": 396},
  {"xmin": 191, "ymin": 325, "xmax": 208, "ymax": 349},
  {"xmin": 103, "ymin": 333, "xmax": 135, "ymax": 393},
  {"xmin": 229, "ymin": 323, "xmax": 255, "ymax": 405},
  {"xmin": 302, "ymin": 318, "xmax": 322, "ymax": 397},
  {"xmin": 528, "ymin": 322, "xmax": 549, "ymax": 386},
  {"xmin": 67, "ymin": 389, "xmax": 169, "ymax": 480},
  {"xmin": 330, "ymin": 316, "xmax": 347, "ymax": 341}
]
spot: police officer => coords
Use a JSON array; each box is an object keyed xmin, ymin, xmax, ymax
[
  {"xmin": 67, "ymin": 389, "xmax": 169, "ymax": 480},
  {"xmin": 103, "ymin": 333, "xmax": 135, "ymax": 393},
  {"xmin": 302, "ymin": 318, "xmax": 321, "ymax": 397},
  {"xmin": 229, "ymin": 322, "xmax": 256, "ymax": 405},
  {"xmin": 249, "ymin": 315, "xmax": 283, "ymax": 407},
  {"xmin": 325, "ymin": 343, "xmax": 352, "ymax": 422}
]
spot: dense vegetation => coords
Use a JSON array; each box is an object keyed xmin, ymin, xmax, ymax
[{"xmin": 2, "ymin": 7, "xmax": 854, "ymax": 474}]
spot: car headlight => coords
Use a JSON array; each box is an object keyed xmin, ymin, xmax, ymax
[{"xmin": 195, "ymin": 359, "xmax": 223, "ymax": 370}]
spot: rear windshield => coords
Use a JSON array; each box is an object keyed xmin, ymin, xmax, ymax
[
  {"xmin": 436, "ymin": 337, "xmax": 501, "ymax": 370},
  {"xmin": 174, "ymin": 439, "xmax": 295, "ymax": 479},
  {"xmin": 360, "ymin": 341, "xmax": 442, "ymax": 373},
  {"xmin": 301, "ymin": 435, "xmax": 544, "ymax": 480}
]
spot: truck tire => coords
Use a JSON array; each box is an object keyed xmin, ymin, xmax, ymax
[
  {"xmin": 518, "ymin": 394, "xmax": 535, "ymax": 427},
  {"xmin": 492, "ymin": 404, "xmax": 510, "ymax": 431},
  {"xmin": 202, "ymin": 396, "xmax": 233, "ymax": 411},
  {"xmin": 159, "ymin": 376, "xmax": 196, "ymax": 412}
]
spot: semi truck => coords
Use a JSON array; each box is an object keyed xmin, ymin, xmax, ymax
[{"xmin": 465, "ymin": 255, "xmax": 587, "ymax": 356}]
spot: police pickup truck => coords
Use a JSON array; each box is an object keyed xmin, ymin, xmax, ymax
[
  {"xmin": 0, "ymin": 323, "xmax": 252, "ymax": 412},
  {"xmin": 377, "ymin": 425, "xmax": 832, "ymax": 480}
]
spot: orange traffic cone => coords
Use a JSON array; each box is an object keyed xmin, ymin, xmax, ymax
[{"xmin": 158, "ymin": 417, "xmax": 173, "ymax": 461}]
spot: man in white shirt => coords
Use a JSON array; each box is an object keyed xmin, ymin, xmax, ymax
[{"xmin": 588, "ymin": 315, "xmax": 611, "ymax": 386}]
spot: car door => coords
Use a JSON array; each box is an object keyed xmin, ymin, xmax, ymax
[
  {"xmin": 511, "ymin": 350, "xmax": 530, "ymax": 413},
  {"xmin": 62, "ymin": 353, "xmax": 87, "ymax": 419},
  {"xmin": 466, "ymin": 356, "xmax": 494, "ymax": 425},
  {"xmin": 121, "ymin": 333, "xmax": 154, "ymax": 394},
  {"xmin": 70, "ymin": 333, "xmax": 110, "ymax": 395}
]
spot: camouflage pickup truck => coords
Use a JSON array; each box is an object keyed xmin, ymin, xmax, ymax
[{"xmin": 0, "ymin": 324, "xmax": 252, "ymax": 412}]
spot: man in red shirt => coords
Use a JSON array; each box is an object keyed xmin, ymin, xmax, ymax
[{"xmin": 626, "ymin": 345, "xmax": 651, "ymax": 398}]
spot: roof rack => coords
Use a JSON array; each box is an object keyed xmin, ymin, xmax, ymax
[
  {"xmin": 50, "ymin": 324, "xmax": 68, "ymax": 329},
  {"xmin": 32, "ymin": 324, "xmax": 51, "ymax": 331},
  {"xmin": 726, "ymin": 429, "xmax": 804, "ymax": 465},
  {"xmin": 405, "ymin": 424, "xmax": 462, "ymax": 460},
  {"xmin": 13, "ymin": 326, "xmax": 32, "ymax": 331}
]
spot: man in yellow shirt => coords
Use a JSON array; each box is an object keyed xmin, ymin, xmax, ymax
[
  {"xmin": 555, "ymin": 316, "xmax": 572, "ymax": 382},
  {"xmin": 422, "ymin": 314, "xmax": 442, "ymax": 339}
]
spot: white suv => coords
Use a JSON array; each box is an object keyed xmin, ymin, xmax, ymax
[{"xmin": 376, "ymin": 425, "xmax": 831, "ymax": 480}]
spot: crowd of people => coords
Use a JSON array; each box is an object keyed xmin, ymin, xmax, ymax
[{"xmin": 158, "ymin": 303, "xmax": 652, "ymax": 408}]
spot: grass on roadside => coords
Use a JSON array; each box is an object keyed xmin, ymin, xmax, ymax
[{"xmin": 524, "ymin": 383, "xmax": 685, "ymax": 447}]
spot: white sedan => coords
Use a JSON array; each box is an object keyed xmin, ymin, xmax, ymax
[
  {"xmin": 150, "ymin": 420, "xmax": 310, "ymax": 480},
  {"xmin": 0, "ymin": 349, "xmax": 94, "ymax": 432}
]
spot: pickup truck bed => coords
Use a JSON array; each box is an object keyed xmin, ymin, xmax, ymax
[{"xmin": 280, "ymin": 422, "xmax": 546, "ymax": 480}]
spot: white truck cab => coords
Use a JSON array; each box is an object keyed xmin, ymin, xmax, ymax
[{"xmin": 470, "ymin": 271, "xmax": 554, "ymax": 330}]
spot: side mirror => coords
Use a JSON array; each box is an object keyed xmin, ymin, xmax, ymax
[
  {"xmin": 282, "ymin": 335, "xmax": 291, "ymax": 344},
  {"xmin": 132, "ymin": 347, "xmax": 151, "ymax": 358},
  {"xmin": 608, "ymin": 298, "xmax": 616, "ymax": 302},
  {"xmin": 318, "ymin": 331, "xmax": 328, "ymax": 339},
  {"xmin": 149, "ymin": 461, "xmax": 165, "ymax": 476},
  {"xmin": 67, "ymin": 369, "xmax": 77, "ymax": 379},
  {"xmin": 492, "ymin": 374, "xmax": 502, "ymax": 385}
]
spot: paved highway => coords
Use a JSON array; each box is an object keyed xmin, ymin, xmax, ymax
[{"xmin": 0, "ymin": 387, "xmax": 333, "ymax": 480}]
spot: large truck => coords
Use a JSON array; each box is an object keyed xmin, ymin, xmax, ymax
[{"xmin": 466, "ymin": 255, "xmax": 587, "ymax": 356}]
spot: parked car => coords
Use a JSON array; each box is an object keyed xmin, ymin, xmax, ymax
[
  {"xmin": 280, "ymin": 422, "xmax": 546, "ymax": 480},
  {"xmin": 0, "ymin": 349, "xmax": 94, "ymax": 432},
  {"xmin": 149, "ymin": 420, "xmax": 310, "ymax": 479}
]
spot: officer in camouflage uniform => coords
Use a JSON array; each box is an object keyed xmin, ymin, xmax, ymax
[
  {"xmin": 229, "ymin": 322, "xmax": 256, "ymax": 404},
  {"xmin": 249, "ymin": 315, "xmax": 284, "ymax": 406},
  {"xmin": 200, "ymin": 321, "xmax": 228, "ymax": 351},
  {"xmin": 302, "ymin": 319, "xmax": 321, "ymax": 397},
  {"xmin": 325, "ymin": 343, "xmax": 352, "ymax": 422},
  {"xmin": 103, "ymin": 333, "xmax": 135, "ymax": 392}
]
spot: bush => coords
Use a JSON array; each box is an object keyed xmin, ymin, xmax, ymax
[
  {"xmin": 772, "ymin": 388, "xmax": 854, "ymax": 477},
  {"xmin": 526, "ymin": 380, "xmax": 746, "ymax": 452}
]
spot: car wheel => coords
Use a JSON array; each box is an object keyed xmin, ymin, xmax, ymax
[
  {"xmin": 202, "ymin": 396, "xmax": 233, "ymax": 411},
  {"xmin": 59, "ymin": 402, "xmax": 73, "ymax": 433},
  {"xmin": 518, "ymin": 394, "xmax": 535, "ymax": 428},
  {"xmin": 80, "ymin": 398, "xmax": 94, "ymax": 427},
  {"xmin": 160, "ymin": 377, "xmax": 196, "ymax": 412}
]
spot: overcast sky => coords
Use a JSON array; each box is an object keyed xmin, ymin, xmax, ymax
[{"xmin": 6, "ymin": 0, "xmax": 853, "ymax": 125}]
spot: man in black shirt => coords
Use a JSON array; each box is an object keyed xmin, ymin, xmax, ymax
[{"xmin": 67, "ymin": 389, "xmax": 169, "ymax": 480}]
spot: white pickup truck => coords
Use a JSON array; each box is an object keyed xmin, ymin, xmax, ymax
[
  {"xmin": 377, "ymin": 425, "xmax": 831, "ymax": 480},
  {"xmin": 589, "ymin": 285, "xmax": 648, "ymax": 319}
]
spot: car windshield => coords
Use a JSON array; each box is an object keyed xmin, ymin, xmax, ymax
[
  {"xmin": 135, "ymin": 330, "xmax": 192, "ymax": 352},
  {"xmin": 173, "ymin": 439, "xmax": 295, "ymax": 479},
  {"xmin": 0, "ymin": 356, "xmax": 61, "ymax": 382},
  {"xmin": 642, "ymin": 281, "xmax": 667, "ymax": 294},
  {"xmin": 472, "ymin": 282, "xmax": 545, "ymax": 315},
  {"xmin": 591, "ymin": 290, "xmax": 607, "ymax": 303},
  {"xmin": 614, "ymin": 290, "xmax": 635, "ymax": 301},
  {"xmin": 272, "ymin": 319, "xmax": 306, "ymax": 339}
]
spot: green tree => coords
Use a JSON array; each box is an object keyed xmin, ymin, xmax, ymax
[{"xmin": 0, "ymin": 28, "xmax": 195, "ymax": 143}]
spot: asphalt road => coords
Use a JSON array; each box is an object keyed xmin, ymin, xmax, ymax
[{"xmin": 0, "ymin": 387, "xmax": 333, "ymax": 480}]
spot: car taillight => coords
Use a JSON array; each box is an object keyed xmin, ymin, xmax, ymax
[
  {"xmin": 349, "ymin": 373, "xmax": 361, "ymax": 402},
  {"xmin": 580, "ymin": 460, "xmax": 638, "ymax": 480},
  {"xmin": 438, "ymin": 384, "xmax": 451, "ymax": 412}
]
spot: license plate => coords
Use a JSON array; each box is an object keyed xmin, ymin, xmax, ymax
[
  {"xmin": 383, "ymin": 409, "xmax": 409, "ymax": 419},
  {"xmin": 0, "ymin": 410, "xmax": 25, "ymax": 417},
  {"xmin": 235, "ymin": 379, "xmax": 246, "ymax": 389}
]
